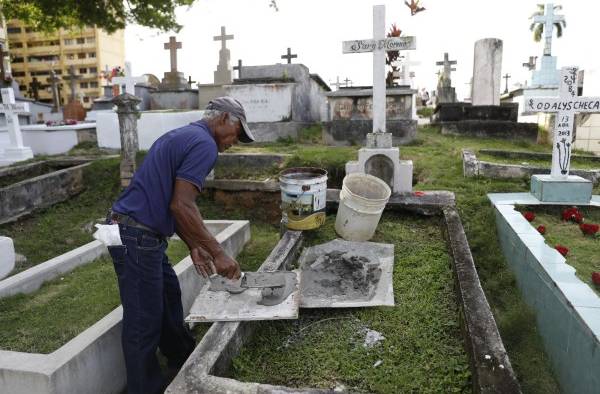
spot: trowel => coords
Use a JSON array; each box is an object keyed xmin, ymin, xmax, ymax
[{"xmin": 208, "ymin": 271, "xmax": 297, "ymax": 306}]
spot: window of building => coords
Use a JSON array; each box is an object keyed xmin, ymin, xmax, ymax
[
  {"xmin": 66, "ymin": 54, "xmax": 75, "ymax": 60},
  {"xmin": 12, "ymin": 71, "xmax": 26, "ymax": 77},
  {"xmin": 83, "ymin": 97, "xmax": 90, "ymax": 103},
  {"xmin": 30, "ymin": 70, "xmax": 50, "ymax": 76},
  {"xmin": 77, "ymin": 53, "xmax": 86, "ymax": 59},
  {"xmin": 12, "ymin": 57, "xmax": 24, "ymax": 63},
  {"xmin": 88, "ymin": 52, "xmax": 96, "ymax": 58},
  {"xmin": 25, "ymin": 27, "xmax": 35, "ymax": 33},
  {"xmin": 90, "ymin": 81, "xmax": 99, "ymax": 88},
  {"xmin": 76, "ymin": 38, "xmax": 85, "ymax": 44},
  {"xmin": 11, "ymin": 42, "xmax": 24, "ymax": 48},
  {"xmin": 64, "ymin": 39, "xmax": 74, "ymax": 45},
  {"xmin": 80, "ymin": 82, "xmax": 89, "ymax": 89},
  {"xmin": 89, "ymin": 67, "xmax": 98, "ymax": 74},
  {"xmin": 19, "ymin": 85, "xmax": 27, "ymax": 91},
  {"xmin": 86, "ymin": 37, "xmax": 95, "ymax": 43},
  {"xmin": 79, "ymin": 68, "xmax": 87, "ymax": 74},
  {"xmin": 7, "ymin": 27, "xmax": 22, "ymax": 34}
]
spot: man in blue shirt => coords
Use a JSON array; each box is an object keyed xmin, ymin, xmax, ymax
[{"xmin": 107, "ymin": 97, "xmax": 254, "ymax": 393}]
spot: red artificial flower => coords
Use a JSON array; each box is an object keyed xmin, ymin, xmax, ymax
[
  {"xmin": 592, "ymin": 272, "xmax": 600, "ymax": 286},
  {"xmin": 413, "ymin": 191, "xmax": 425, "ymax": 197},
  {"xmin": 580, "ymin": 223, "xmax": 599, "ymax": 236},
  {"xmin": 555, "ymin": 245, "xmax": 569, "ymax": 257},
  {"xmin": 562, "ymin": 207, "xmax": 584, "ymax": 223},
  {"xmin": 536, "ymin": 225, "xmax": 546, "ymax": 235},
  {"xmin": 523, "ymin": 211, "xmax": 535, "ymax": 222}
]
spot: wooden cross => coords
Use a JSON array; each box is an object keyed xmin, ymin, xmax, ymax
[
  {"xmin": 503, "ymin": 73, "xmax": 511, "ymax": 93},
  {"xmin": 46, "ymin": 70, "xmax": 62, "ymax": 112},
  {"xmin": 281, "ymin": 47, "xmax": 297, "ymax": 64},
  {"xmin": 164, "ymin": 36, "xmax": 182, "ymax": 73},
  {"xmin": 533, "ymin": 3, "xmax": 565, "ymax": 56},
  {"xmin": 0, "ymin": 88, "xmax": 30, "ymax": 149},
  {"xmin": 233, "ymin": 59, "xmax": 243, "ymax": 79},
  {"xmin": 343, "ymin": 5, "xmax": 416, "ymax": 133},
  {"xmin": 213, "ymin": 26, "xmax": 234, "ymax": 50},
  {"xmin": 63, "ymin": 65, "xmax": 82, "ymax": 102},
  {"xmin": 525, "ymin": 67, "xmax": 600, "ymax": 178},
  {"xmin": 28, "ymin": 77, "xmax": 43, "ymax": 101},
  {"xmin": 435, "ymin": 52, "xmax": 457, "ymax": 85}
]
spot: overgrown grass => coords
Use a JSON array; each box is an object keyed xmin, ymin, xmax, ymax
[{"xmin": 231, "ymin": 213, "xmax": 470, "ymax": 392}]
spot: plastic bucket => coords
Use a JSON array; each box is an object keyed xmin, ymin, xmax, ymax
[
  {"xmin": 335, "ymin": 173, "xmax": 391, "ymax": 241},
  {"xmin": 279, "ymin": 167, "xmax": 328, "ymax": 230}
]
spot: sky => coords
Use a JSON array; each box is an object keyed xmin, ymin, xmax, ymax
[{"xmin": 124, "ymin": 0, "xmax": 600, "ymax": 100}]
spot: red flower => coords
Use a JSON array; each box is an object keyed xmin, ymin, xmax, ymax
[
  {"xmin": 536, "ymin": 225, "xmax": 546, "ymax": 235},
  {"xmin": 555, "ymin": 245, "xmax": 569, "ymax": 257},
  {"xmin": 580, "ymin": 223, "xmax": 599, "ymax": 236},
  {"xmin": 413, "ymin": 191, "xmax": 425, "ymax": 197},
  {"xmin": 523, "ymin": 211, "xmax": 535, "ymax": 222},
  {"xmin": 562, "ymin": 207, "xmax": 584, "ymax": 223},
  {"xmin": 592, "ymin": 272, "xmax": 600, "ymax": 286}
]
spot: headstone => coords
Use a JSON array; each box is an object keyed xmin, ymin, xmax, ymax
[
  {"xmin": 435, "ymin": 52, "xmax": 457, "ymax": 103},
  {"xmin": 281, "ymin": 48, "xmax": 297, "ymax": 64},
  {"xmin": 213, "ymin": 26, "xmax": 234, "ymax": 85},
  {"xmin": 46, "ymin": 70, "xmax": 62, "ymax": 112},
  {"xmin": 159, "ymin": 36, "xmax": 188, "ymax": 90},
  {"xmin": 112, "ymin": 62, "xmax": 147, "ymax": 95},
  {"xmin": 0, "ymin": 88, "xmax": 34, "ymax": 165},
  {"xmin": 0, "ymin": 236, "xmax": 15, "ymax": 279},
  {"xmin": 112, "ymin": 93, "xmax": 141, "ymax": 187},
  {"xmin": 342, "ymin": 5, "xmax": 415, "ymax": 192},
  {"xmin": 471, "ymin": 38, "xmax": 503, "ymax": 106}
]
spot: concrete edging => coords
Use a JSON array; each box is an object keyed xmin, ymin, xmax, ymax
[{"xmin": 0, "ymin": 220, "xmax": 250, "ymax": 394}]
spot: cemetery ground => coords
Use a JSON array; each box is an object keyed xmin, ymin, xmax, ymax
[{"xmin": 3, "ymin": 125, "xmax": 599, "ymax": 392}]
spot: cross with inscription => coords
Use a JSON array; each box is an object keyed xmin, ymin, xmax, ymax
[
  {"xmin": 233, "ymin": 59, "xmax": 243, "ymax": 79},
  {"xmin": 281, "ymin": 48, "xmax": 297, "ymax": 64},
  {"xmin": 435, "ymin": 52, "xmax": 456, "ymax": 86},
  {"xmin": 63, "ymin": 65, "xmax": 82, "ymax": 102},
  {"xmin": 46, "ymin": 70, "xmax": 61, "ymax": 112},
  {"xmin": 0, "ymin": 88, "xmax": 33, "ymax": 164},
  {"xmin": 503, "ymin": 73, "xmax": 511, "ymax": 94},
  {"xmin": 526, "ymin": 67, "xmax": 600, "ymax": 178},
  {"xmin": 28, "ymin": 77, "xmax": 43, "ymax": 101},
  {"xmin": 343, "ymin": 5, "xmax": 416, "ymax": 134},
  {"xmin": 533, "ymin": 3, "xmax": 565, "ymax": 56},
  {"xmin": 164, "ymin": 36, "xmax": 182, "ymax": 73},
  {"xmin": 112, "ymin": 62, "xmax": 146, "ymax": 95}
]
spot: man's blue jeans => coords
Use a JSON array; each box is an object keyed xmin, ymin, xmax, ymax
[{"xmin": 107, "ymin": 224, "xmax": 195, "ymax": 394}]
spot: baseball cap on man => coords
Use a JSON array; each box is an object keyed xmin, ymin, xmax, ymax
[{"xmin": 206, "ymin": 97, "xmax": 255, "ymax": 143}]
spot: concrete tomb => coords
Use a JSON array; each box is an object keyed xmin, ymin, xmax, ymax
[
  {"xmin": 342, "ymin": 5, "xmax": 415, "ymax": 193},
  {"xmin": 111, "ymin": 62, "xmax": 148, "ymax": 96},
  {"xmin": 0, "ymin": 88, "xmax": 34, "ymax": 166},
  {"xmin": 0, "ymin": 236, "xmax": 15, "ymax": 279}
]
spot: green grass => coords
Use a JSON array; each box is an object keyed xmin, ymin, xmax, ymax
[
  {"xmin": 521, "ymin": 207, "xmax": 600, "ymax": 291},
  {"xmin": 477, "ymin": 153, "xmax": 600, "ymax": 171},
  {"xmin": 231, "ymin": 213, "xmax": 470, "ymax": 392}
]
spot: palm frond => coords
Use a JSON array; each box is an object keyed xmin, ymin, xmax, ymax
[
  {"xmin": 533, "ymin": 24, "xmax": 543, "ymax": 42},
  {"xmin": 554, "ymin": 5, "xmax": 563, "ymax": 11},
  {"xmin": 555, "ymin": 23, "xmax": 563, "ymax": 38},
  {"xmin": 529, "ymin": 22, "xmax": 537, "ymax": 32}
]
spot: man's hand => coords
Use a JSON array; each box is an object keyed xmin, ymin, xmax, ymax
[
  {"xmin": 190, "ymin": 247, "xmax": 214, "ymax": 278},
  {"xmin": 213, "ymin": 251, "xmax": 241, "ymax": 280}
]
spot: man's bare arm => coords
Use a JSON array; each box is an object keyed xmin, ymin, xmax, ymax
[{"xmin": 170, "ymin": 179, "xmax": 241, "ymax": 279}]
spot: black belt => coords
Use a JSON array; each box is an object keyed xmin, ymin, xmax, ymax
[{"xmin": 109, "ymin": 211, "xmax": 163, "ymax": 239}]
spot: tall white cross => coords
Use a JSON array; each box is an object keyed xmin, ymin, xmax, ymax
[
  {"xmin": 396, "ymin": 52, "xmax": 420, "ymax": 87},
  {"xmin": 526, "ymin": 67, "xmax": 600, "ymax": 179},
  {"xmin": 533, "ymin": 3, "xmax": 565, "ymax": 56},
  {"xmin": 112, "ymin": 62, "xmax": 147, "ymax": 95},
  {"xmin": 343, "ymin": 5, "xmax": 416, "ymax": 134},
  {"xmin": 0, "ymin": 88, "xmax": 33, "ymax": 165}
]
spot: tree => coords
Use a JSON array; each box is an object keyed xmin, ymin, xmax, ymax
[
  {"xmin": 529, "ymin": 3, "xmax": 567, "ymax": 55},
  {"xmin": 385, "ymin": 23, "xmax": 401, "ymax": 87},
  {"xmin": 1, "ymin": 0, "xmax": 196, "ymax": 33}
]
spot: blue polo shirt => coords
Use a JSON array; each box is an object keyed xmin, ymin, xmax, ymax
[{"xmin": 112, "ymin": 120, "xmax": 218, "ymax": 237}]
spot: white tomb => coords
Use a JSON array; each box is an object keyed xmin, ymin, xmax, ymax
[
  {"xmin": 0, "ymin": 88, "xmax": 34, "ymax": 166},
  {"xmin": 525, "ymin": 67, "xmax": 600, "ymax": 202},
  {"xmin": 112, "ymin": 62, "xmax": 147, "ymax": 96},
  {"xmin": 343, "ymin": 4, "xmax": 415, "ymax": 192},
  {"xmin": 0, "ymin": 236, "xmax": 15, "ymax": 279}
]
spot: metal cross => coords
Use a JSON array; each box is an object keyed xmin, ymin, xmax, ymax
[
  {"xmin": 281, "ymin": 47, "xmax": 297, "ymax": 64},
  {"xmin": 503, "ymin": 73, "xmax": 511, "ymax": 94},
  {"xmin": 188, "ymin": 75, "xmax": 196, "ymax": 88},
  {"xmin": 233, "ymin": 59, "xmax": 243, "ymax": 79},
  {"xmin": 164, "ymin": 36, "xmax": 182, "ymax": 73},
  {"xmin": 343, "ymin": 77, "xmax": 352, "ymax": 87}
]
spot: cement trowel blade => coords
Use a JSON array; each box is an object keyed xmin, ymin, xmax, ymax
[{"xmin": 241, "ymin": 272, "xmax": 287, "ymax": 288}]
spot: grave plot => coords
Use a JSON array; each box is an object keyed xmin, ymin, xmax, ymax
[
  {"xmin": 0, "ymin": 219, "xmax": 250, "ymax": 394},
  {"xmin": 168, "ymin": 200, "xmax": 520, "ymax": 393}
]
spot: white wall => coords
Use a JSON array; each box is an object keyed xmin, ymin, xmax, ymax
[
  {"xmin": 97, "ymin": 110, "xmax": 204, "ymax": 150},
  {"xmin": 575, "ymin": 114, "xmax": 600, "ymax": 154},
  {"xmin": 0, "ymin": 125, "xmax": 88, "ymax": 156}
]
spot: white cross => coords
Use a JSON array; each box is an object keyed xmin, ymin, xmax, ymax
[
  {"xmin": 533, "ymin": 3, "xmax": 565, "ymax": 56},
  {"xmin": 343, "ymin": 5, "xmax": 416, "ymax": 134},
  {"xmin": 396, "ymin": 52, "xmax": 420, "ymax": 87},
  {"xmin": 112, "ymin": 62, "xmax": 147, "ymax": 95},
  {"xmin": 0, "ymin": 88, "xmax": 30, "ymax": 149},
  {"xmin": 525, "ymin": 67, "xmax": 600, "ymax": 179}
]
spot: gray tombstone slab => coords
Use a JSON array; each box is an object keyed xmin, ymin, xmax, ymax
[{"xmin": 471, "ymin": 38, "xmax": 503, "ymax": 106}]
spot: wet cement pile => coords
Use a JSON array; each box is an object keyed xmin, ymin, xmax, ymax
[{"xmin": 301, "ymin": 250, "xmax": 382, "ymax": 301}]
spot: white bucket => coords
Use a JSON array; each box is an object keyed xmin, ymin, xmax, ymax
[{"xmin": 335, "ymin": 173, "xmax": 391, "ymax": 241}]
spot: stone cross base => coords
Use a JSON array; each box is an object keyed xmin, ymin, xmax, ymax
[
  {"xmin": 160, "ymin": 71, "xmax": 188, "ymax": 90},
  {"xmin": 530, "ymin": 174, "xmax": 593, "ymax": 203},
  {"xmin": 63, "ymin": 101, "xmax": 86, "ymax": 121},
  {"xmin": 346, "ymin": 146, "xmax": 413, "ymax": 193},
  {"xmin": 0, "ymin": 146, "xmax": 34, "ymax": 166}
]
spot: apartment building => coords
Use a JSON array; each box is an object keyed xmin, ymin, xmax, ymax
[{"xmin": 6, "ymin": 20, "xmax": 124, "ymax": 109}]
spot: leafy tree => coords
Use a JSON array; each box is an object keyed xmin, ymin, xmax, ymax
[{"xmin": 385, "ymin": 23, "xmax": 401, "ymax": 86}]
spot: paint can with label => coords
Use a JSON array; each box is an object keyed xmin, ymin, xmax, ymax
[{"xmin": 279, "ymin": 167, "xmax": 328, "ymax": 230}]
